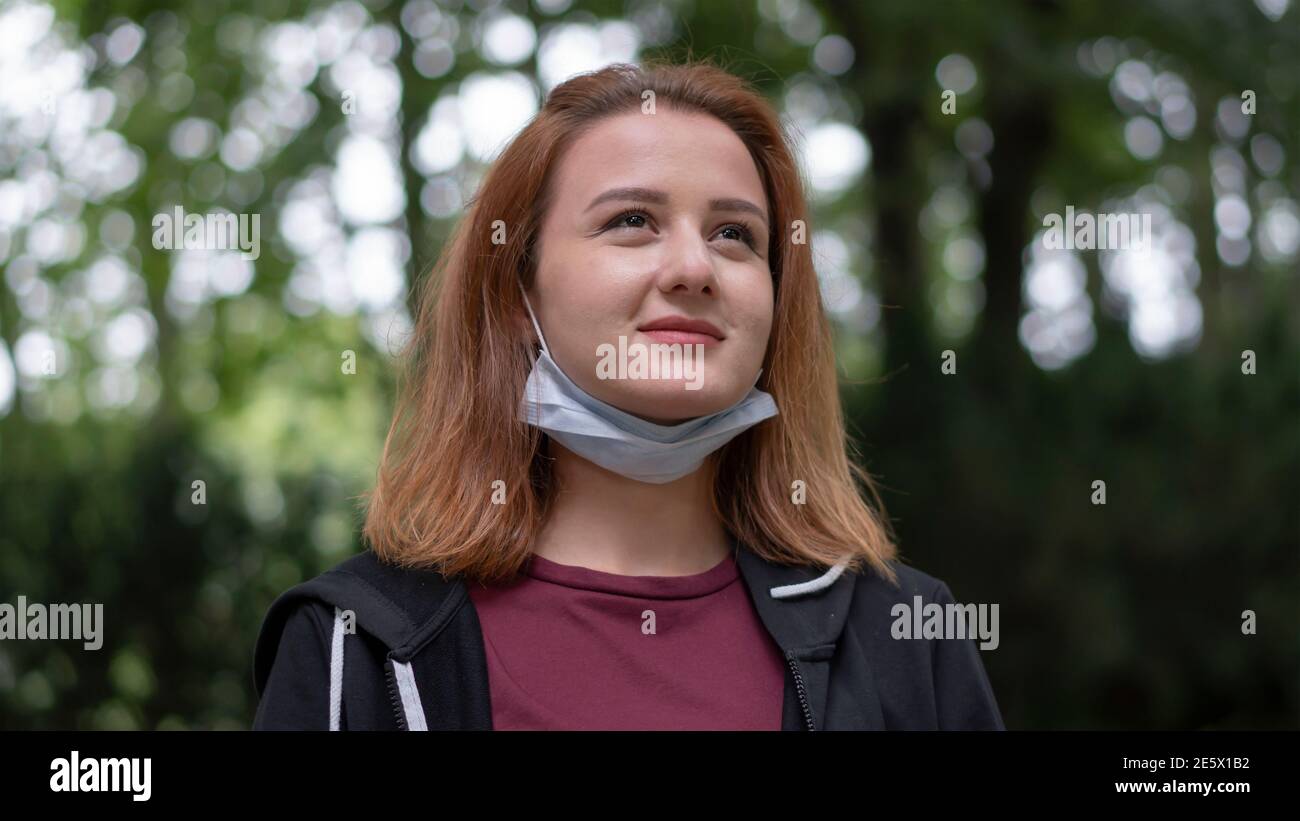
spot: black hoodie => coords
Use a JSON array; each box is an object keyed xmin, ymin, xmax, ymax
[{"xmin": 252, "ymin": 538, "xmax": 1005, "ymax": 730}]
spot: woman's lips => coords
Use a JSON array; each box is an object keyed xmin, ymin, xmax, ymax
[{"xmin": 639, "ymin": 329, "xmax": 721, "ymax": 347}]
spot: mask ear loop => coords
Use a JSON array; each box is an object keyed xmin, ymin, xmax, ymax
[
  {"xmin": 517, "ymin": 277, "xmax": 550, "ymax": 361},
  {"xmin": 516, "ymin": 278, "xmax": 548, "ymax": 437}
]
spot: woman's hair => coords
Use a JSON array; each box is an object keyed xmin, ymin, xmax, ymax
[{"xmin": 361, "ymin": 60, "xmax": 899, "ymax": 586}]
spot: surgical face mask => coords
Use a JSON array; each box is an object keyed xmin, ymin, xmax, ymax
[{"xmin": 517, "ymin": 282, "xmax": 779, "ymax": 484}]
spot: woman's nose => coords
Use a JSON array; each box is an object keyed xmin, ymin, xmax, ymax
[{"xmin": 658, "ymin": 228, "xmax": 717, "ymax": 294}]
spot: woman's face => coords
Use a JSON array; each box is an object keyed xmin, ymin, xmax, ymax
[{"xmin": 527, "ymin": 107, "xmax": 775, "ymax": 425}]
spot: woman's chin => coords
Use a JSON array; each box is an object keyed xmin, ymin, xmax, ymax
[{"xmin": 602, "ymin": 382, "xmax": 742, "ymax": 423}]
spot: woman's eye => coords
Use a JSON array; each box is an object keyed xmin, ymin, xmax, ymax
[
  {"xmin": 608, "ymin": 211, "xmax": 649, "ymax": 230},
  {"xmin": 717, "ymin": 223, "xmax": 756, "ymax": 248},
  {"xmin": 600, "ymin": 212, "xmax": 756, "ymax": 250}
]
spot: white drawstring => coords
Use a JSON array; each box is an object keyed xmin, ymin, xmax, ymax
[
  {"xmin": 329, "ymin": 606, "xmax": 428, "ymax": 731},
  {"xmin": 769, "ymin": 558, "xmax": 849, "ymax": 599},
  {"xmin": 329, "ymin": 607, "xmax": 345, "ymax": 730},
  {"xmin": 391, "ymin": 660, "xmax": 429, "ymax": 731}
]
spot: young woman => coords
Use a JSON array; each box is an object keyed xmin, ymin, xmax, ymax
[{"xmin": 252, "ymin": 61, "xmax": 1004, "ymax": 731}]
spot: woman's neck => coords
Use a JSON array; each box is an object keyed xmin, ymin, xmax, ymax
[{"xmin": 531, "ymin": 442, "xmax": 732, "ymax": 577}]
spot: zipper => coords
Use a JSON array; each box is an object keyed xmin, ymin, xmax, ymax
[
  {"xmin": 785, "ymin": 649, "xmax": 816, "ymax": 731},
  {"xmin": 384, "ymin": 655, "xmax": 407, "ymax": 730},
  {"xmin": 381, "ymin": 586, "xmax": 474, "ymax": 732}
]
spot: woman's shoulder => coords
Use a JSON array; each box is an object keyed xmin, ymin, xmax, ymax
[
  {"xmin": 845, "ymin": 558, "xmax": 1005, "ymax": 728},
  {"xmin": 257, "ymin": 550, "xmax": 462, "ymax": 646},
  {"xmin": 841, "ymin": 559, "xmax": 988, "ymax": 645},
  {"xmin": 849, "ymin": 557, "xmax": 957, "ymax": 605}
]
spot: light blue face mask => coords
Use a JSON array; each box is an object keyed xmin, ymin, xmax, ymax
[{"xmin": 517, "ymin": 283, "xmax": 779, "ymax": 484}]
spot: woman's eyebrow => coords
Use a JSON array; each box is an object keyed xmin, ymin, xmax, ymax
[
  {"xmin": 585, "ymin": 187, "xmax": 769, "ymax": 228},
  {"xmin": 709, "ymin": 197, "xmax": 769, "ymax": 228},
  {"xmin": 585, "ymin": 187, "xmax": 668, "ymax": 211}
]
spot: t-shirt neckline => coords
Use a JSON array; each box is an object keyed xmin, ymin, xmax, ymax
[{"xmin": 523, "ymin": 551, "xmax": 739, "ymax": 599}]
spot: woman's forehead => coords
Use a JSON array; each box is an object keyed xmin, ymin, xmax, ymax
[{"xmin": 549, "ymin": 109, "xmax": 767, "ymax": 210}]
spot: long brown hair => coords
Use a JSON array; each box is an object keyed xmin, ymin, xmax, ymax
[{"xmin": 361, "ymin": 60, "xmax": 899, "ymax": 586}]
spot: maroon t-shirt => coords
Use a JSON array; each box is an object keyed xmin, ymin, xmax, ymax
[{"xmin": 466, "ymin": 550, "xmax": 787, "ymax": 730}]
